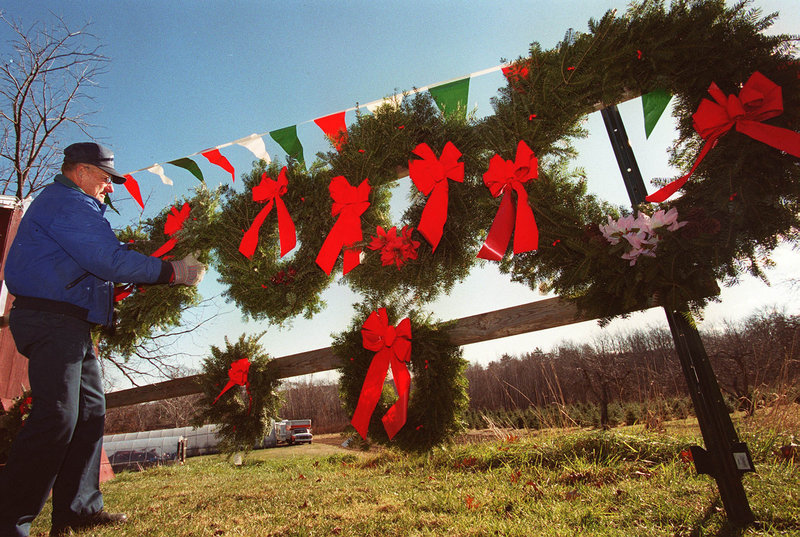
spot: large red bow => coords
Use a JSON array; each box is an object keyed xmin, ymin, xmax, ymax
[
  {"xmin": 408, "ymin": 142, "xmax": 464, "ymax": 252},
  {"xmin": 212, "ymin": 357, "xmax": 252, "ymax": 414},
  {"xmin": 477, "ymin": 140, "xmax": 539, "ymax": 260},
  {"xmin": 151, "ymin": 202, "xmax": 191, "ymax": 258},
  {"xmin": 315, "ymin": 176, "xmax": 371, "ymax": 275},
  {"xmin": 647, "ymin": 71, "xmax": 800, "ymax": 202},
  {"xmin": 239, "ymin": 167, "xmax": 297, "ymax": 258},
  {"xmin": 351, "ymin": 309, "xmax": 412, "ymax": 440}
]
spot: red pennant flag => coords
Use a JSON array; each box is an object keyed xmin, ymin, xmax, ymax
[
  {"xmin": 239, "ymin": 167, "xmax": 297, "ymax": 258},
  {"xmin": 201, "ymin": 148, "xmax": 236, "ymax": 183},
  {"xmin": 314, "ymin": 111, "xmax": 348, "ymax": 151},
  {"xmin": 123, "ymin": 174, "xmax": 144, "ymax": 210},
  {"xmin": 351, "ymin": 309, "xmax": 412, "ymax": 440},
  {"xmin": 477, "ymin": 140, "xmax": 539, "ymax": 260},
  {"xmin": 408, "ymin": 142, "xmax": 464, "ymax": 252},
  {"xmin": 646, "ymin": 71, "xmax": 800, "ymax": 202},
  {"xmin": 315, "ymin": 176, "xmax": 370, "ymax": 275},
  {"xmin": 212, "ymin": 358, "xmax": 253, "ymax": 414}
]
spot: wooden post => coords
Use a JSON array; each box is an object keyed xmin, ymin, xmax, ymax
[{"xmin": 600, "ymin": 104, "xmax": 754, "ymax": 525}]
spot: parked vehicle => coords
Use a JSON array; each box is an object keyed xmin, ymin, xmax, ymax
[
  {"xmin": 263, "ymin": 419, "xmax": 312, "ymax": 447},
  {"xmin": 291, "ymin": 427, "xmax": 313, "ymax": 445}
]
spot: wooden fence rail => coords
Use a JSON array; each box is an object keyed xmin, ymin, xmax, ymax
[{"xmin": 106, "ymin": 296, "xmax": 611, "ymax": 409}]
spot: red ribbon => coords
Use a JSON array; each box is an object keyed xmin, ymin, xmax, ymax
[
  {"xmin": 239, "ymin": 167, "xmax": 297, "ymax": 258},
  {"xmin": 151, "ymin": 202, "xmax": 191, "ymax": 258},
  {"xmin": 477, "ymin": 140, "xmax": 539, "ymax": 260},
  {"xmin": 315, "ymin": 176, "xmax": 371, "ymax": 275},
  {"xmin": 408, "ymin": 142, "xmax": 464, "ymax": 252},
  {"xmin": 212, "ymin": 357, "xmax": 252, "ymax": 414},
  {"xmin": 350, "ymin": 308, "xmax": 412, "ymax": 440},
  {"xmin": 646, "ymin": 71, "xmax": 800, "ymax": 202}
]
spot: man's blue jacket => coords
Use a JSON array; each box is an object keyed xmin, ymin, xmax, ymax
[{"xmin": 5, "ymin": 175, "xmax": 173, "ymax": 326}]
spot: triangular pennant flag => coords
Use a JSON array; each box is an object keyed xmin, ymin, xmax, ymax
[
  {"xmin": 167, "ymin": 157, "xmax": 205, "ymax": 182},
  {"xmin": 428, "ymin": 77, "xmax": 470, "ymax": 119},
  {"xmin": 270, "ymin": 125, "xmax": 305, "ymax": 164},
  {"xmin": 364, "ymin": 94, "xmax": 403, "ymax": 114},
  {"xmin": 146, "ymin": 164, "xmax": 173, "ymax": 186},
  {"xmin": 202, "ymin": 148, "xmax": 235, "ymax": 183},
  {"xmin": 314, "ymin": 111, "xmax": 348, "ymax": 150},
  {"xmin": 236, "ymin": 133, "xmax": 271, "ymax": 163},
  {"xmin": 123, "ymin": 174, "xmax": 144, "ymax": 210},
  {"xmin": 642, "ymin": 88, "xmax": 672, "ymax": 139}
]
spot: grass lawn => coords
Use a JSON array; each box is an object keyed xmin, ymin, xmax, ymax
[{"xmin": 28, "ymin": 412, "xmax": 800, "ymax": 536}]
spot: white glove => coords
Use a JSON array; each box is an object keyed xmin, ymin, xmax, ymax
[{"xmin": 170, "ymin": 253, "xmax": 206, "ymax": 286}]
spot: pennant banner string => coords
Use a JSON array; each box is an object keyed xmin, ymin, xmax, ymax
[{"xmin": 123, "ymin": 64, "xmax": 507, "ymax": 178}]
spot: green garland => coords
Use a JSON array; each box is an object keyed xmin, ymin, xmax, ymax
[
  {"xmin": 333, "ymin": 305, "xmax": 469, "ymax": 452},
  {"xmin": 192, "ymin": 333, "xmax": 282, "ymax": 456}
]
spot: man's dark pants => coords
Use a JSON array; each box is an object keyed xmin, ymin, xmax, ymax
[{"xmin": 0, "ymin": 309, "xmax": 105, "ymax": 537}]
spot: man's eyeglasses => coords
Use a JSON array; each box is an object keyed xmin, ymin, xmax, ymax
[{"xmin": 83, "ymin": 164, "xmax": 112, "ymax": 184}]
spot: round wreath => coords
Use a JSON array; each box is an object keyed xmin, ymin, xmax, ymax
[
  {"xmin": 192, "ymin": 333, "xmax": 282, "ymax": 456},
  {"xmin": 213, "ymin": 161, "xmax": 336, "ymax": 324},
  {"xmin": 333, "ymin": 304, "xmax": 469, "ymax": 452},
  {"xmin": 100, "ymin": 186, "xmax": 220, "ymax": 361}
]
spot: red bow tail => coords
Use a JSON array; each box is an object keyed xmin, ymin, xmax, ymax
[
  {"xmin": 316, "ymin": 212, "xmax": 363, "ymax": 275},
  {"xmin": 239, "ymin": 201, "xmax": 274, "ymax": 258},
  {"xmin": 381, "ymin": 355, "xmax": 411, "ymax": 440},
  {"xmin": 350, "ymin": 348, "xmax": 392, "ymax": 440},
  {"xmin": 477, "ymin": 184, "xmax": 538, "ymax": 260},
  {"xmin": 417, "ymin": 183, "xmax": 449, "ymax": 252},
  {"xmin": 151, "ymin": 237, "xmax": 178, "ymax": 259}
]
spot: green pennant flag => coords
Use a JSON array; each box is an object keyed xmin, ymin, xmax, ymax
[
  {"xmin": 270, "ymin": 125, "xmax": 305, "ymax": 164},
  {"xmin": 642, "ymin": 88, "xmax": 672, "ymax": 139},
  {"xmin": 167, "ymin": 157, "xmax": 205, "ymax": 182},
  {"xmin": 428, "ymin": 77, "xmax": 470, "ymax": 120}
]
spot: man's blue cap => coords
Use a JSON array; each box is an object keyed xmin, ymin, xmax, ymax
[{"xmin": 64, "ymin": 142, "xmax": 127, "ymax": 184}]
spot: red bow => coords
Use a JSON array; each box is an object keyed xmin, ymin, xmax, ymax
[
  {"xmin": 647, "ymin": 71, "xmax": 800, "ymax": 202},
  {"xmin": 212, "ymin": 357, "xmax": 252, "ymax": 414},
  {"xmin": 351, "ymin": 309, "xmax": 412, "ymax": 440},
  {"xmin": 368, "ymin": 225, "xmax": 421, "ymax": 268},
  {"xmin": 408, "ymin": 142, "xmax": 464, "ymax": 252},
  {"xmin": 477, "ymin": 140, "xmax": 539, "ymax": 260},
  {"xmin": 239, "ymin": 167, "xmax": 297, "ymax": 258},
  {"xmin": 151, "ymin": 202, "xmax": 191, "ymax": 258},
  {"xmin": 316, "ymin": 176, "xmax": 371, "ymax": 275}
]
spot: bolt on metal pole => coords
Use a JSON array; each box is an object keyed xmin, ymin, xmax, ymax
[{"xmin": 600, "ymin": 104, "xmax": 754, "ymax": 525}]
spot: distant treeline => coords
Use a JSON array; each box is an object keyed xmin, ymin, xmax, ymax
[{"xmin": 106, "ymin": 310, "xmax": 798, "ymax": 434}]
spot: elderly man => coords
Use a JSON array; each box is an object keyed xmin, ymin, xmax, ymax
[{"xmin": 0, "ymin": 142, "xmax": 205, "ymax": 537}]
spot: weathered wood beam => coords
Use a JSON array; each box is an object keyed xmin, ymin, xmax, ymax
[{"xmin": 106, "ymin": 296, "xmax": 599, "ymax": 409}]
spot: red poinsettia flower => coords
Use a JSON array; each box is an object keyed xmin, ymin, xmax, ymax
[{"xmin": 368, "ymin": 225, "xmax": 421, "ymax": 269}]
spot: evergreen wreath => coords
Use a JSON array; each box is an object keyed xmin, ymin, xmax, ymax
[
  {"xmin": 333, "ymin": 304, "xmax": 469, "ymax": 452},
  {"xmin": 213, "ymin": 161, "xmax": 336, "ymax": 324},
  {"xmin": 101, "ymin": 186, "xmax": 220, "ymax": 363},
  {"xmin": 192, "ymin": 333, "xmax": 282, "ymax": 456}
]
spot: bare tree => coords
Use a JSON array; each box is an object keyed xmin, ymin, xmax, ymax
[{"xmin": 0, "ymin": 11, "xmax": 108, "ymax": 198}]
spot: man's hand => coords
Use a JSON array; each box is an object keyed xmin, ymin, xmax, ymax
[{"xmin": 170, "ymin": 253, "xmax": 206, "ymax": 286}]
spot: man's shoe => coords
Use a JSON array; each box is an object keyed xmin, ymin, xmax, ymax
[{"xmin": 50, "ymin": 510, "xmax": 128, "ymax": 536}]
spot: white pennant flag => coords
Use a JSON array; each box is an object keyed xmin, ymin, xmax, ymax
[
  {"xmin": 363, "ymin": 92, "xmax": 406, "ymax": 114},
  {"xmin": 146, "ymin": 163, "xmax": 173, "ymax": 186},
  {"xmin": 236, "ymin": 134, "xmax": 271, "ymax": 163}
]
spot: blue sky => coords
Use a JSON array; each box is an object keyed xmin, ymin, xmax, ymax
[{"xmin": 2, "ymin": 1, "xmax": 799, "ymax": 387}]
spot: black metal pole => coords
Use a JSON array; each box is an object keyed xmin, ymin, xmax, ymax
[{"xmin": 600, "ymin": 104, "xmax": 755, "ymax": 525}]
